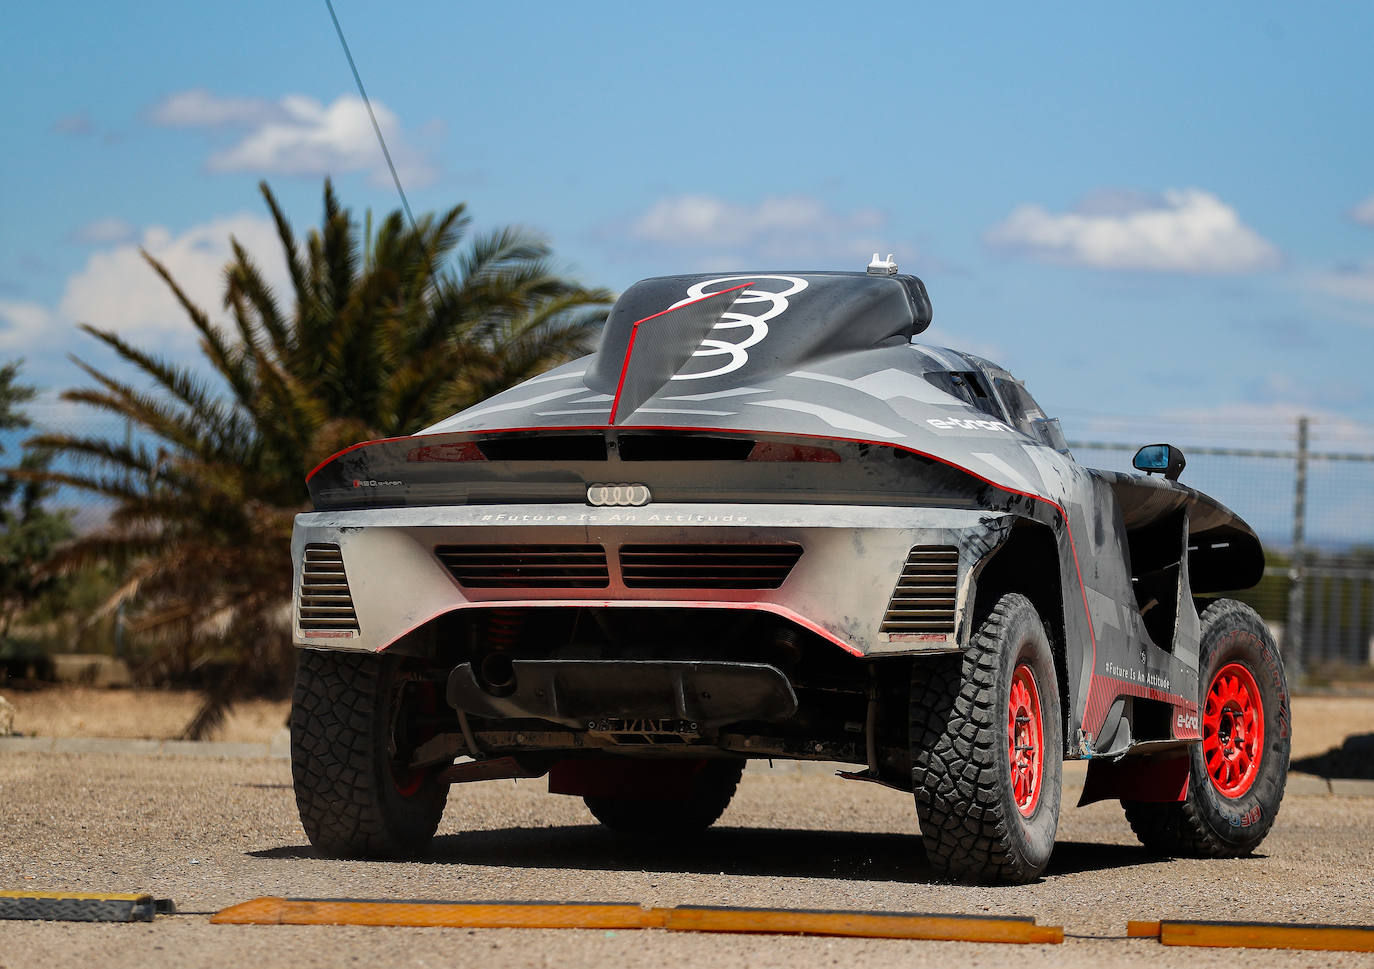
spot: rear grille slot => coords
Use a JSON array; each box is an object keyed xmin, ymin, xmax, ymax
[
  {"xmin": 880, "ymin": 546, "xmax": 958, "ymax": 634},
  {"xmin": 298, "ymin": 543, "xmax": 359, "ymax": 631},
  {"xmin": 619, "ymin": 544, "xmax": 802, "ymax": 589},
  {"xmin": 437, "ymin": 544, "xmax": 609, "ymax": 588}
]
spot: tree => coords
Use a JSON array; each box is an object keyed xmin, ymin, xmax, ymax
[
  {"xmin": 0, "ymin": 361, "xmax": 73, "ymax": 643},
  {"xmin": 27, "ymin": 181, "xmax": 613, "ymax": 736}
]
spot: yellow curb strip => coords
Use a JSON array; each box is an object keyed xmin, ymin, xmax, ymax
[
  {"xmin": 212, "ymin": 898, "xmax": 650, "ymax": 929},
  {"xmin": 211, "ymin": 898, "xmax": 1063, "ymax": 943},
  {"xmin": 1129, "ymin": 920, "xmax": 1374, "ymax": 952},
  {"xmin": 663, "ymin": 906, "xmax": 1063, "ymax": 943}
]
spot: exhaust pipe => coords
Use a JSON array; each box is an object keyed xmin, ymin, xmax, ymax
[{"xmin": 479, "ymin": 652, "xmax": 517, "ymax": 697}]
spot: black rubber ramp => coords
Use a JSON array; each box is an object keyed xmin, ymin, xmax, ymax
[{"xmin": 0, "ymin": 891, "xmax": 173, "ymax": 922}]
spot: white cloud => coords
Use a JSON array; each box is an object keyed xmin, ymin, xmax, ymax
[
  {"xmin": 149, "ymin": 88, "xmax": 282, "ymax": 127},
  {"xmin": 1309, "ymin": 260, "xmax": 1374, "ymax": 305},
  {"xmin": 1351, "ymin": 194, "xmax": 1374, "ymax": 227},
  {"xmin": 625, "ymin": 194, "xmax": 904, "ymax": 268},
  {"xmin": 985, "ymin": 188, "xmax": 1281, "ymax": 274},
  {"xmin": 70, "ymin": 218, "xmax": 135, "ymax": 246},
  {"xmin": 149, "ymin": 89, "xmax": 435, "ymax": 187},
  {"xmin": 0, "ymin": 300, "xmax": 58, "ymax": 352},
  {"xmin": 52, "ymin": 113, "xmax": 94, "ymax": 136},
  {"xmin": 58, "ymin": 214, "xmax": 287, "ymax": 336}
]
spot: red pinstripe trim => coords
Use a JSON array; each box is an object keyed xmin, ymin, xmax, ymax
[
  {"xmin": 607, "ymin": 281, "xmax": 754, "ymax": 425},
  {"xmin": 306, "ymin": 434, "xmax": 413, "ymax": 483},
  {"xmin": 606, "ymin": 322, "xmax": 642, "ymax": 425}
]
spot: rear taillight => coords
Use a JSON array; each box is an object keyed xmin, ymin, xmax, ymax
[
  {"xmin": 746, "ymin": 442, "xmax": 841, "ymax": 463},
  {"xmin": 407, "ymin": 442, "xmax": 487, "ymax": 462}
]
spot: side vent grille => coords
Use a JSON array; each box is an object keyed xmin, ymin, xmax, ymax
[
  {"xmin": 436, "ymin": 545, "xmax": 609, "ymax": 588},
  {"xmin": 299, "ymin": 543, "xmax": 359, "ymax": 632},
  {"xmin": 620, "ymin": 544, "xmax": 802, "ymax": 589},
  {"xmin": 880, "ymin": 546, "xmax": 958, "ymax": 634}
]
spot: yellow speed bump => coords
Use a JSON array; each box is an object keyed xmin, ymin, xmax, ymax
[
  {"xmin": 1129, "ymin": 920, "xmax": 1374, "ymax": 952},
  {"xmin": 212, "ymin": 898, "xmax": 1061, "ymax": 943}
]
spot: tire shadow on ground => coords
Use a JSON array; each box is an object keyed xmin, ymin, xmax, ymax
[
  {"xmin": 1044, "ymin": 840, "xmax": 1214, "ymax": 877},
  {"xmin": 249, "ymin": 827, "xmax": 1176, "ymax": 884},
  {"xmin": 252, "ymin": 827, "xmax": 925, "ymax": 881}
]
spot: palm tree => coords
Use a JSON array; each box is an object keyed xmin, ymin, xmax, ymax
[{"xmin": 28, "ymin": 180, "xmax": 613, "ymax": 736}]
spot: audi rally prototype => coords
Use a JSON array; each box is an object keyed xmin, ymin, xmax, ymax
[{"xmin": 289, "ymin": 258, "xmax": 1290, "ymax": 883}]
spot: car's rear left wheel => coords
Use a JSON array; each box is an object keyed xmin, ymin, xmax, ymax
[
  {"xmin": 1123, "ymin": 598, "xmax": 1289, "ymax": 856},
  {"xmin": 584, "ymin": 759, "xmax": 744, "ymax": 835}
]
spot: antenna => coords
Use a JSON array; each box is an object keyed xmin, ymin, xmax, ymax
[{"xmin": 323, "ymin": 0, "xmax": 417, "ymax": 231}]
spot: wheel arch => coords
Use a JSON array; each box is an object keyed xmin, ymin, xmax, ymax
[{"xmin": 968, "ymin": 519, "xmax": 1070, "ymax": 750}]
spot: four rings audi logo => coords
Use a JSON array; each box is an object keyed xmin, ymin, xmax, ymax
[{"xmin": 587, "ymin": 483, "xmax": 652, "ymax": 507}]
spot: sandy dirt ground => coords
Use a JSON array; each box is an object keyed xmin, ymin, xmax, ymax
[
  {"xmin": 2, "ymin": 686, "xmax": 1370, "ymax": 757},
  {"xmin": 1, "ymin": 686, "xmax": 290, "ymax": 742},
  {"xmin": 1, "ymin": 751, "xmax": 1372, "ymax": 969}
]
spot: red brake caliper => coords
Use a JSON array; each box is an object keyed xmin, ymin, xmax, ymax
[
  {"xmin": 1202, "ymin": 662, "xmax": 1265, "ymax": 797},
  {"xmin": 392, "ymin": 680, "xmax": 438, "ymax": 797},
  {"xmin": 1008, "ymin": 663, "xmax": 1043, "ymax": 817}
]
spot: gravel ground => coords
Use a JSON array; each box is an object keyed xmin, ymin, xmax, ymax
[{"xmin": 1, "ymin": 751, "xmax": 1372, "ymax": 969}]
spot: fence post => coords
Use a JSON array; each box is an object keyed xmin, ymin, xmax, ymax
[{"xmin": 1286, "ymin": 416, "xmax": 1309, "ymax": 677}]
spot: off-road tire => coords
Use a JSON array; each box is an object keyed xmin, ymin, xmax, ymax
[
  {"xmin": 910, "ymin": 592, "xmax": 1063, "ymax": 883},
  {"xmin": 290, "ymin": 648, "xmax": 447, "ymax": 858},
  {"xmin": 584, "ymin": 760, "xmax": 744, "ymax": 835},
  {"xmin": 1123, "ymin": 599, "xmax": 1290, "ymax": 857}
]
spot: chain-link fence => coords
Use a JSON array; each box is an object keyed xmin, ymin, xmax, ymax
[{"xmin": 1068, "ymin": 414, "xmax": 1374, "ymax": 676}]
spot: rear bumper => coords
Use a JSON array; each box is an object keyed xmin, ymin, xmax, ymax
[{"xmin": 291, "ymin": 502, "xmax": 1012, "ymax": 657}]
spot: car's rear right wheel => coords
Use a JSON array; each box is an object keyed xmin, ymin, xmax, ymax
[{"xmin": 910, "ymin": 592, "xmax": 1063, "ymax": 883}]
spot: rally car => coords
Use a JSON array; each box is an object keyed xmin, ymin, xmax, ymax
[{"xmin": 289, "ymin": 259, "xmax": 1290, "ymax": 883}]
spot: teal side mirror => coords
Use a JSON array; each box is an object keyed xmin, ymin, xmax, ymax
[{"xmin": 1133, "ymin": 443, "xmax": 1186, "ymax": 481}]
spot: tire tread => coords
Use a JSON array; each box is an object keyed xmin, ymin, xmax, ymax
[
  {"xmin": 290, "ymin": 649, "xmax": 444, "ymax": 858},
  {"xmin": 1124, "ymin": 598, "xmax": 1289, "ymax": 858},
  {"xmin": 910, "ymin": 593, "xmax": 1059, "ymax": 883}
]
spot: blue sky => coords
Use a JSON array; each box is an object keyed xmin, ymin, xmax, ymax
[{"xmin": 4, "ymin": 1, "xmax": 1374, "ymax": 465}]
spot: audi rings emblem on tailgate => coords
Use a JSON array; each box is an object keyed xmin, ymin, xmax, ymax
[{"xmin": 586, "ymin": 483, "xmax": 652, "ymax": 507}]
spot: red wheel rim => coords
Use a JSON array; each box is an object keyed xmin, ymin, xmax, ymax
[
  {"xmin": 1008, "ymin": 662, "xmax": 1044, "ymax": 817},
  {"xmin": 1203, "ymin": 662, "xmax": 1265, "ymax": 798}
]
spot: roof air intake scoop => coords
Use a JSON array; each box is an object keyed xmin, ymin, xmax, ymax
[{"xmin": 608, "ymin": 281, "xmax": 752, "ymax": 424}]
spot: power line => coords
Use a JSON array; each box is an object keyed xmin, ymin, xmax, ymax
[{"xmin": 323, "ymin": 0, "xmax": 417, "ymax": 231}]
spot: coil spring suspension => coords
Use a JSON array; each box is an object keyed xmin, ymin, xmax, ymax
[{"xmin": 485, "ymin": 609, "xmax": 524, "ymax": 651}]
